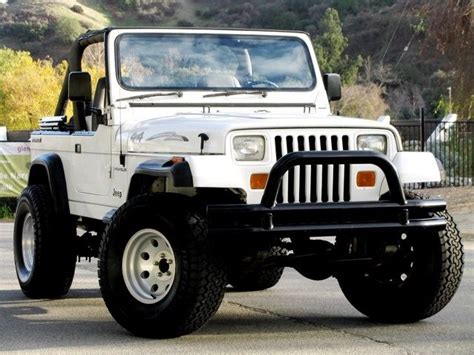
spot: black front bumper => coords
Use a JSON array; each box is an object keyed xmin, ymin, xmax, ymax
[{"xmin": 207, "ymin": 151, "xmax": 446, "ymax": 237}]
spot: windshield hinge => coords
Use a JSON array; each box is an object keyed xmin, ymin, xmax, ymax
[
  {"xmin": 111, "ymin": 103, "xmax": 128, "ymax": 110},
  {"xmin": 202, "ymin": 105, "xmax": 211, "ymax": 114},
  {"xmin": 303, "ymin": 105, "xmax": 313, "ymax": 114}
]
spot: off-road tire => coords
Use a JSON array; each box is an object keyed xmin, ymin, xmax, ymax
[
  {"xmin": 13, "ymin": 185, "xmax": 76, "ymax": 298},
  {"xmin": 337, "ymin": 190, "xmax": 464, "ymax": 323},
  {"xmin": 98, "ymin": 193, "xmax": 226, "ymax": 338},
  {"xmin": 228, "ymin": 245, "xmax": 285, "ymax": 291}
]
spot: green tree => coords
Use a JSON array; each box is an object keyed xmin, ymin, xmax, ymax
[
  {"xmin": 55, "ymin": 18, "xmax": 84, "ymax": 44},
  {"xmin": 0, "ymin": 47, "xmax": 105, "ymax": 130},
  {"xmin": 313, "ymin": 8, "xmax": 363, "ymax": 85},
  {"xmin": 0, "ymin": 48, "xmax": 67, "ymax": 130}
]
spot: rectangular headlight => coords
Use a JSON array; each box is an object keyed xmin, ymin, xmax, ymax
[
  {"xmin": 357, "ymin": 135, "xmax": 387, "ymax": 154},
  {"xmin": 233, "ymin": 136, "xmax": 265, "ymax": 161}
]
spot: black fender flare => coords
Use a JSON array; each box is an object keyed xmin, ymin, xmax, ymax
[
  {"xmin": 128, "ymin": 159, "xmax": 193, "ymax": 199},
  {"xmin": 28, "ymin": 153, "xmax": 69, "ymax": 216}
]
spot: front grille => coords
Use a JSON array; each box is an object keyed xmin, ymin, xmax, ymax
[{"xmin": 274, "ymin": 134, "xmax": 351, "ymax": 203}]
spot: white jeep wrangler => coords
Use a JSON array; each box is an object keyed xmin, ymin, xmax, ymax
[{"xmin": 14, "ymin": 28, "xmax": 463, "ymax": 338}]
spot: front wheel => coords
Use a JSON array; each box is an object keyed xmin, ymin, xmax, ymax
[
  {"xmin": 98, "ymin": 194, "xmax": 226, "ymax": 338},
  {"xmin": 337, "ymin": 192, "xmax": 464, "ymax": 323}
]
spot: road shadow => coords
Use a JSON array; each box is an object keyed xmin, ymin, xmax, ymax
[
  {"xmin": 1, "ymin": 283, "xmax": 469, "ymax": 352},
  {"xmin": 0, "ymin": 288, "xmax": 101, "ymax": 303},
  {"xmin": 0, "ymin": 286, "xmax": 385, "ymax": 352},
  {"xmin": 224, "ymin": 285, "xmax": 246, "ymax": 293},
  {"xmin": 0, "ymin": 287, "xmax": 126, "ymax": 351},
  {"xmin": 0, "ymin": 298, "xmax": 376, "ymax": 352}
]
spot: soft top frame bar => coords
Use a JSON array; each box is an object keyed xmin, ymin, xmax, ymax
[{"xmin": 54, "ymin": 28, "xmax": 110, "ymax": 129}]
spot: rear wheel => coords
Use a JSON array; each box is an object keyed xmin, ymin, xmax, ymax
[
  {"xmin": 228, "ymin": 245, "xmax": 286, "ymax": 291},
  {"xmin": 337, "ymin": 191, "xmax": 464, "ymax": 322},
  {"xmin": 99, "ymin": 194, "xmax": 226, "ymax": 338},
  {"xmin": 14, "ymin": 185, "xmax": 76, "ymax": 298}
]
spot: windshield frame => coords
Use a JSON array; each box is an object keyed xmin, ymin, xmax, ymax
[{"xmin": 114, "ymin": 33, "xmax": 317, "ymax": 93}]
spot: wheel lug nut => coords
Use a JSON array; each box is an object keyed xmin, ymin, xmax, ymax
[
  {"xmin": 153, "ymin": 261, "xmax": 159, "ymax": 266},
  {"xmin": 167, "ymin": 260, "xmax": 173, "ymax": 265},
  {"xmin": 160, "ymin": 253, "xmax": 166, "ymax": 258},
  {"xmin": 166, "ymin": 271, "xmax": 171, "ymax": 276},
  {"xmin": 158, "ymin": 272, "xmax": 163, "ymax": 277}
]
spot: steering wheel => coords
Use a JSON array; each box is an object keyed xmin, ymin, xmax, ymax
[{"xmin": 246, "ymin": 79, "xmax": 279, "ymax": 88}]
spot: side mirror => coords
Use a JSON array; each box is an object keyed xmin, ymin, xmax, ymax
[
  {"xmin": 68, "ymin": 71, "xmax": 92, "ymax": 102},
  {"xmin": 323, "ymin": 73, "xmax": 341, "ymax": 101}
]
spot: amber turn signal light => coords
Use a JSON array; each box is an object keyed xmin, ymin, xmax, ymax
[
  {"xmin": 357, "ymin": 171, "xmax": 376, "ymax": 187},
  {"xmin": 250, "ymin": 173, "xmax": 269, "ymax": 190},
  {"xmin": 170, "ymin": 156, "xmax": 185, "ymax": 165}
]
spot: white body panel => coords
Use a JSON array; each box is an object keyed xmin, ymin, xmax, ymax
[
  {"xmin": 125, "ymin": 113, "xmax": 402, "ymax": 155},
  {"xmin": 393, "ymin": 152, "xmax": 441, "ymax": 183},
  {"xmin": 30, "ymin": 118, "xmax": 401, "ymax": 216},
  {"xmin": 29, "ymin": 28, "xmax": 442, "ymax": 221}
]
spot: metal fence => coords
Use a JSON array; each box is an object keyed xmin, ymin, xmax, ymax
[{"xmin": 392, "ymin": 118, "xmax": 474, "ymax": 188}]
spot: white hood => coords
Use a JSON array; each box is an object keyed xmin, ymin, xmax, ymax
[{"xmin": 126, "ymin": 112, "xmax": 392, "ymax": 154}]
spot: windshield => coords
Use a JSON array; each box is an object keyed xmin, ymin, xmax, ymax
[{"xmin": 116, "ymin": 34, "xmax": 316, "ymax": 91}]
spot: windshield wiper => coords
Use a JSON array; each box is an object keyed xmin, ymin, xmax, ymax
[
  {"xmin": 203, "ymin": 90, "xmax": 267, "ymax": 98},
  {"xmin": 117, "ymin": 91, "xmax": 183, "ymax": 102}
]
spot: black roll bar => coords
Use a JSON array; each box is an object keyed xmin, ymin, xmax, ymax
[{"xmin": 54, "ymin": 29, "xmax": 110, "ymax": 130}]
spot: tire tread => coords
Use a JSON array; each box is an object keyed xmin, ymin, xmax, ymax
[
  {"xmin": 337, "ymin": 190, "xmax": 464, "ymax": 322},
  {"xmin": 14, "ymin": 185, "xmax": 75, "ymax": 298},
  {"xmin": 98, "ymin": 193, "xmax": 226, "ymax": 338}
]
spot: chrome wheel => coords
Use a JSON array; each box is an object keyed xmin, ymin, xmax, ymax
[
  {"xmin": 20, "ymin": 213, "xmax": 35, "ymax": 282},
  {"xmin": 122, "ymin": 228, "xmax": 176, "ymax": 304}
]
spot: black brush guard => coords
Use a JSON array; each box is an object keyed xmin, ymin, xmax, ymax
[{"xmin": 207, "ymin": 151, "xmax": 446, "ymax": 237}]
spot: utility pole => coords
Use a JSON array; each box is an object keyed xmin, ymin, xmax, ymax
[
  {"xmin": 447, "ymin": 87, "xmax": 452, "ymax": 114},
  {"xmin": 420, "ymin": 107, "xmax": 425, "ymax": 152}
]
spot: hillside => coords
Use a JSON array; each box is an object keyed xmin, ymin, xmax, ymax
[
  {"xmin": 0, "ymin": 0, "xmax": 470, "ymax": 119},
  {"xmin": 0, "ymin": 0, "xmax": 109, "ymax": 59}
]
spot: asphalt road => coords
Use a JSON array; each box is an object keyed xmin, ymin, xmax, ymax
[{"xmin": 1, "ymin": 223, "xmax": 473, "ymax": 354}]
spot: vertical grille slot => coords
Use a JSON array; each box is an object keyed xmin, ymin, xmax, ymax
[
  {"xmin": 309, "ymin": 136, "xmax": 317, "ymax": 203},
  {"xmin": 286, "ymin": 136, "xmax": 295, "ymax": 203},
  {"xmin": 297, "ymin": 136, "xmax": 306, "ymax": 203},
  {"xmin": 274, "ymin": 134, "xmax": 351, "ymax": 204},
  {"xmin": 320, "ymin": 136, "xmax": 328, "ymax": 202},
  {"xmin": 275, "ymin": 136, "xmax": 283, "ymax": 203},
  {"xmin": 331, "ymin": 135, "xmax": 340, "ymax": 202},
  {"xmin": 342, "ymin": 135, "xmax": 351, "ymax": 201}
]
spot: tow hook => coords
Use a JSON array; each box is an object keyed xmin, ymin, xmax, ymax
[
  {"xmin": 262, "ymin": 213, "xmax": 274, "ymax": 230},
  {"xmin": 399, "ymin": 208, "xmax": 409, "ymax": 225}
]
